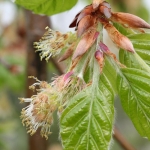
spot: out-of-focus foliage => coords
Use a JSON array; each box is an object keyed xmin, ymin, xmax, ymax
[
  {"xmin": 14, "ymin": 0, "xmax": 78, "ymax": 15},
  {"xmin": 0, "ymin": 1, "xmax": 27, "ymax": 149},
  {"xmin": 0, "ymin": 92, "xmax": 28, "ymax": 150}
]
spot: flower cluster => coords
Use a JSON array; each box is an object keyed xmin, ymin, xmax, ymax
[
  {"xmin": 34, "ymin": 27, "xmax": 76, "ymax": 61},
  {"xmin": 20, "ymin": 74, "xmax": 85, "ymax": 139},
  {"xmin": 20, "ymin": 0, "xmax": 150, "ymax": 139},
  {"xmin": 20, "ymin": 77, "xmax": 58, "ymax": 139}
]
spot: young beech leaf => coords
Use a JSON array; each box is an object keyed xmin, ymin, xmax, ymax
[
  {"xmin": 117, "ymin": 68, "xmax": 150, "ymax": 139},
  {"xmin": 128, "ymin": 33, "xmax": 150, "ymax": 66},
  {"xmin": 14, "ymin": 0, "xmax": 77, "ymax": 15},
  {"xmin": 60, "ymin": 74, "xmax": 114, "ymax": 150},
  {"xmin": 112, "ymin": 22, "xmax": 133, "ymax": 36},
  {"xmin": 119, "ymin": 49, "xmax": 150, "ymax": 73}
]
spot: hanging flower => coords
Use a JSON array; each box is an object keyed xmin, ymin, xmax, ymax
[
  {"xmin": 20, "ymin": 78, "xmax": 59, "ymax": 139},
  {"xmin": 20, "ymin": 73, "xmax": 86, "ymax": 138}
]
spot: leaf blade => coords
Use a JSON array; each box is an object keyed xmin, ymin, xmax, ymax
[
  {"xmin": 15, "ymin": 0, "xmax": 77, "ymax": 15},
  {"xmin": 117, "ymin": 68, "xmax": 150, "ymax": 139},
  {"xmin": 60, "ymin": 74, "xmax": 114, "ymax": 150}
]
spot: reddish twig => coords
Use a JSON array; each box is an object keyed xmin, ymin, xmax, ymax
[
  {"xmin": 0, "ymin": 57, "xmax": 21, "ymax": 74},
  {"xmin": 113, "ymin": 127, "xmax": 136, "ymax": 150}
]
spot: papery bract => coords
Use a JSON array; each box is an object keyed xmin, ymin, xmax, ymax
[
  {"xmin": 111, "ymin": 12, "xmax": 150, "ymax": 32},
  {"xmin": 77, "ymin": 15, "xmax": 97, "ymax": 37},
  {"xmin": 72, "ymin": 26, "xmax": 97, "ymax": 60},
  {"xmin": 58, "ymin": 43, "xmax": 75, "ymax": 62},
  {"xmin": 69, "ymin": 5, "xmax": 93, "ymax": 28},
  {"xmin": 104, "ymin": 23, "xmax": 134, "ymax": 52},
  {"xmin": 99, "ymin": 4, "xmax": 111, "ymax": 18}
]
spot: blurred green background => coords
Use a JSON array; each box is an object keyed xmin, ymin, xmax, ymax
[{"xmin": 0, "ymin": 0, "xmax": 150, "ymax": 149}]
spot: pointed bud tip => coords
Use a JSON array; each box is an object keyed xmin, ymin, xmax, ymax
[
  {"xmin": 120, "ymin": 37, "xmax": 135, "ymax": 53},
  {"xmin": 63, "ymin": 72, "xmax": 74, "ymax": 82}
]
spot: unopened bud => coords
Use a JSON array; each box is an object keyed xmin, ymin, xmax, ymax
[
  {"xmin": 101, "ymin": 1, "xmax": 111, "ymax": 9},
  {"xmin": 95, "ymin": 50, "xmax": 104, "ymax": 72},
  {"xmin": 95, "ymin": 50, "xmax": 103, "ymax": 60},
  {"xmin": 99, "ymin": 42, "xmax": 109, "ymax": 53},
  {"xmin": 94, "ymin": 31, "xmax": 100, "ymax": 40}
]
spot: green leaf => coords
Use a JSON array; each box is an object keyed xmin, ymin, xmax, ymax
[
  {"xmin": 113, "ymin": 22, "xmax": 134, "ymax": 36},
  {"xmin": 119, "ymin": 50, "xmax": 150, "ymax": 73},
  {"xmin": 102, "ymin": 56, "xmax": 118, "ymax": 94},
  {"xmin": 60, "ymin": 74, "xmax": 114, "ymax": 150},
  {"xmin": 128, "ymin": 33, "xmax": 150, "ymax": 41},
  {"xmin": 117, "ymin": 68, "xmax": 150, "ymax": 139},
  {"xmin": 0, "ymin": 65, "xmax": 25, "ymax": 92},
  {"xmin": 128, "ymin": 33, "xmax": 150, "ymax": 66},
  {"xmin": 14, "ymin": 0, "xmax": 77, "ymax": 15}
]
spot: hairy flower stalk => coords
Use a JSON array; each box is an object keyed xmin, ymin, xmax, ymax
[{"xmin": 20, "ymin": 0, "xmax": 150, "ymax": 140}]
